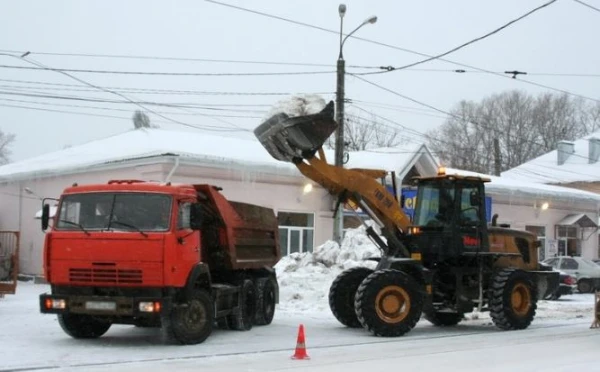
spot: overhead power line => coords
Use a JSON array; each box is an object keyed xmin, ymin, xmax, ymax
[
  {"xmin": 0, "ymin": 49, "xmax": 377, "ymax": 69},
  {"xmin": 0, "ymin": 78, "xmax": 334, "ymax": 96},
  {"xmin": 351, "ymin": 74, "xmax": 599, "ymax": 163},
  {"xmin": 0, "ymin": 53, "xmax": 249, "ymax": 132},
  {"xmin": 0, "ymin": 64, "xmax": 336, "ymax": 77},
  {"xmin": 572, "ymin": 0, "xmax": 600, "ymax": 13},
  {"xmin": 377, "ymin": 0, "xmax": 558, "ymax": 72},
  {"xmin": 205, "ymin": 0, "xmax": 599, "ymax": 104}
]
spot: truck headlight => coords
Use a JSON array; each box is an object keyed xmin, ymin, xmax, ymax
[
  {"xmin": 139, "ymin": 301, "xmax": 161, "ymax": 313},
  {"xmin": 45, "ymin": 298, "xmax": 66, "ymax": 310}
]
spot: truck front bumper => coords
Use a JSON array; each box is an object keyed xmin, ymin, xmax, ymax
[{"xmin": 39, "ymin": 293, "xmax": 172, "ymax": 317}]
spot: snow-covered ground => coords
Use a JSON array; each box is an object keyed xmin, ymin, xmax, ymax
[{"xmin": 1, "ymin": 227, "xmax": 599, "ymax": 371}]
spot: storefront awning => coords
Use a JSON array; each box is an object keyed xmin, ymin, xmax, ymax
[{"xmin": 556, "ymin": 213, "xmax": 598, "ymax": 228}]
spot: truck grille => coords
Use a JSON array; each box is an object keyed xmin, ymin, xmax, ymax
[{"xmin": 69, "ymin": 266, "xmax": 143, "ymax": 284}]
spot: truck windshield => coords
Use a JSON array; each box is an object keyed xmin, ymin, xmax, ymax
[
  {"xmin": 56, "ymin": 193, "xmax": 172, "ymax": 232},
  {"xmin": 413, "ymin": 183, "xmax": 455, "ymax": 227}
]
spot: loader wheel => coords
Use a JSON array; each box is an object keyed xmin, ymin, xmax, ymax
[
  {"xmin": 355, "ymin": 269, "xmax": 423, "ymax": 337},
  {"xmin": 489, "ymin": 268, "xmax": 537, "ymax": 330},
  {"xmin": 329, "ymin": 267, "xmax": 374, "ymax": 328},
  {"xmin": 577, "ymin": 279, "xmax": 593, "ymax": 294},
  {"xmin": 423, "ymin": 311, "xmax": 464, "ymax": 326},
  {"xmin": 229, "ymin": 279, "xmax": 257, "ymax": 331},
  {"xmin": 162, "ymin": 289, "xmax": 213, "ymax": 345},
  {"xmin": 254, "ymin": 276, "xmax": 277, "ymax": 325},
  {"xmin": 58, "ymin": 314, "xmax": 111, "ymax": 339}
]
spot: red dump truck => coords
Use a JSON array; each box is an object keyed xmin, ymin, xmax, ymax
[{"xmin": 39, "ymin": 180, "xmax": 281, "ymax": 345}]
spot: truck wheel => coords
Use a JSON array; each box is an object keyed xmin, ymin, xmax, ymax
[
  {"xmin": 229, "ymin": 279, "xmax": 257, "ymax": 331},
  {"xmin": 162, "ymin": 289, "xmax": 213, "ymax": 345},
  {"xmin": 489, "ymin": 268, "xmax": 537, "ymax": 330},
  {"xmin": 254, "ymin": 276, "xmax": 277, "ymax": 325},
  {"xmin": 57, "ymin": 314, "xmax": 111, "ymax": 339},
  {"xmin": 577, "ymin": 279, "xmax": 593, "ymax": 293},
  {"xmin": 423, "ymin": 311, "xmax": 463, "ymax": 326},
  {"xmin": 354, "ymin": 269, "xmax": 423, "ymax": 337},
  {"xmin": 329, "ymin": 267, "xmax": 373, "ymax": 328}
]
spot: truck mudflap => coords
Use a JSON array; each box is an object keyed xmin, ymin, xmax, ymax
[
  {"xmin": 530, "ymin": 271, "xmax": 560, "ymax": 300},
  {"xmin": 253, "ymin": 100, "xmax": 337, "ymax": 162}
]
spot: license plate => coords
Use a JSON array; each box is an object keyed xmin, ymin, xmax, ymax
[{"xmin": 85, "ymin": 301, "xmax": 116, "ymax": 311}]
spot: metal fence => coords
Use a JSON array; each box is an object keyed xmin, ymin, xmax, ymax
[{"xmin": 0, "ymin": 231, "xmax": 19, "ymax": 296}]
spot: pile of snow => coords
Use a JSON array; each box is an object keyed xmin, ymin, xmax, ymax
[
  {"xmin": 275, "ymin": 224, "xmax": 381, "ymax": 314},
  {"xmin": 263, "ymin": 94, "xmax": 327, "ymax": 121}
]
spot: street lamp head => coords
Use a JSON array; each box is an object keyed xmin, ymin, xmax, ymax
[
  {"xmin": 338, "ymin": 4, "xmax": 347, "ymax": 18},
  {"xmin": 366, "ymin": 15, "xmax": 377, "ymax": 24}
]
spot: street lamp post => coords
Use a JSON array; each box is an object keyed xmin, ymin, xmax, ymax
[{"xmin": 333, "ymin": 4, "xmax": 377, "ymax": 244}]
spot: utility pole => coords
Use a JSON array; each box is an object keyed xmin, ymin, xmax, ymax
[
  {"xmin": 332, "ymin": 4, "xmax": 377, "ymax": 244},
  {"xmin": 493, "ymin": 138, "xmax": 501, "ymax": 176}
]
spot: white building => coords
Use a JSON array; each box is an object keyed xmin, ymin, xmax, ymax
[{"xmin": 1, "ymin": 128, "xmax": 599, "ymax": 275}]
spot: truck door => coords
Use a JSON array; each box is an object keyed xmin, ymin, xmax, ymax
[
  {"xmin": 174, "ymin": 200, "xmax": 201, "ymax": 273},
  {"xmin": 457, "ymin": 183, "xmax": 488, "ymax": 254}
]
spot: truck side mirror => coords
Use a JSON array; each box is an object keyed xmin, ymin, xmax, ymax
[
  {"xmin": 190, "ymin": 203, "xmax": 204, "ymax": 230},
  {"xmin": 41, "ymin": 203, "xmax": 50, "ymax": 231}
]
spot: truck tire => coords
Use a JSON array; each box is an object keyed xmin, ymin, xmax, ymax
[
  {"xmin": 162, "ymin": 289, "xmax": 213, "ymax": 345},
  {"xmin": 229, "ymin": 279, "xmax": 257, "ymax": 331},
  {"xmin": 254, "ymin": 276, "xmax": 277, "ymax": 326},
  {"xmin": 329, "ymin": 267, "xmax": 373, "ymax": 328},
  {"xmin": 489, "ymin": 268, "xmax": 537, "ymax": 330},
  {"xmin": 57, "ymin": 314, "xmax": 111, "ymax": 339},
  {"xmin": 423, "ymin": 311, "xmax": 463, "ymax": 326},
  {"xmin": 577, "ymin": 279, "xmax": 593, "ymax": 294},
  {"xmin": 354, "ymin": 269, "xmax": 423, "ymax": 337}
]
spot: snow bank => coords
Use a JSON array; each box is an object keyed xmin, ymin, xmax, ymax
[
  {"xmin": 275, "ymin": 224, "xmax": 380, "ymax": 314},
  {"xmin": 263, "ymin": 94, "xmax": 327, "ymax": 121}
]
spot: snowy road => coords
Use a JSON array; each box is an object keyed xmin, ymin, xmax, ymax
[{"xmin": 1, "ymin": 282, "xmax": 599, "ymax": 372}]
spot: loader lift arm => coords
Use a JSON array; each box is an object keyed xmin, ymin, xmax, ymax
[{"xmin": 254, "ymin": 100, "xmax": 411, "ymax": 258}]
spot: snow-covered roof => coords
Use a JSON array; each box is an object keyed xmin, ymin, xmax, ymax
[
  {"xmin": 0, "ymin": 128, "xmax": 435, "ymax": 182},
  {"xmin": 502, "ymin": 131, "xmax": 600, "ymax": 183},
  {"xmin": 445, "ymin": 167, "xmax": 600, "ymax": 203}
]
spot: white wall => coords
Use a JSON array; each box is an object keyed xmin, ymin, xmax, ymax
[{"xmin": 0, "ymin": 160, "xmax": 335, "ymax": 275}]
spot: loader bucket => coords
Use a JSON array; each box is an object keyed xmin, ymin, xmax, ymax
[{"xmin": 254, "ymin": 100, "xmax": 337, "ymax": 162}]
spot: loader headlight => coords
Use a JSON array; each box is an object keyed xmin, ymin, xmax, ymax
[
  {"xmin": 139, "ymin": 301, "xmax": 162, "ymax": 313},
  {"xmin": 45, "ymin": 298, "xmax": 66, "ymax": 310}
]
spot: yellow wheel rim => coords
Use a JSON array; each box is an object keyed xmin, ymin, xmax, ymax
[
  {"xmin": 375, "ymin": 285, "xmax": 411, "ymax": 324},
  {"xmin": 511, "ymin": 283, "xmax": 531, "ymax": 316}
]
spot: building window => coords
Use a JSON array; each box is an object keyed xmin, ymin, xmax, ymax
[
  {"xmin": 277, "ymin": 212, "xmax": 315, "ymax": 256},
  {"xmin": 556, "ymin": 225, "xmax": 580, "ymax": 256},
  {"xmin": 525, "ymin": 225, "xmax": 546, "ymax": 261}
]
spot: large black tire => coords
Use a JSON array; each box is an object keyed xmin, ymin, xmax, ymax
[
  {"xmin": 329, "ymin": 267, "xmax": 374, "ymax": 328},
  {"xmin": 355, "ymin": 269, "xmax": 423, "ymax": 337},
  {"xmin": 228, "ymin": 280, "xmax": 257, "ymax": 331},
  {"xmin": 254, "ymin": 276, "xmax": 277, "ymax": 326},
  {"xmin": 57, "ymin": 314, "xmax": 111, "ymax": 339},
  {"xmin": 162, "ymin": 289, "xmax": 214, "ymax": 345},
  {"xmin": 489, "ymin": 268, "xmax": 537, "ymax": 330},
  {"xmin": 577, "ymin": 279, "xmax": 593, "ymax": 294},
  {"xmin": 423, "ymin": 311, "xmax": 463, "ymax": 326}
]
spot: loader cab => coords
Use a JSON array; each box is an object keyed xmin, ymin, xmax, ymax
[{"xmin": 410, "ymin": 172, "xmax": 490, "ymax": 263}]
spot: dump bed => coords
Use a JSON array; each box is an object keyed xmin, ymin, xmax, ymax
[{"xmin": 195, "ymin": 185, "xmax": 281, "ymax": 271}]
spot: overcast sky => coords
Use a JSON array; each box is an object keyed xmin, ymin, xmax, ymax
[{"xmin": 0, "ymin": 0, "xmax": 598, "ymax": 162}]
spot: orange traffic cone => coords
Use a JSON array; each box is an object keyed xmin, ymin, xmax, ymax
[{"xmin": 291, "ymin": 324, "xmax": 310, "ymax": 360}]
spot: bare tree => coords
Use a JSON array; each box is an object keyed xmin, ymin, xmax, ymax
[
  {"xmin": 427, "ymin": 90, "xmax": 593, "ymax": 173},
  {"xmin": 326, "ymin": 110, "xmax": 405, "ymax": 152},
  {"xmin": 132, "ymin": 110, "xmax": 157, "ymax": 129},
  {"xmin": 0, "ymin": 129, "xmax": 15, "ymax": 165}
]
